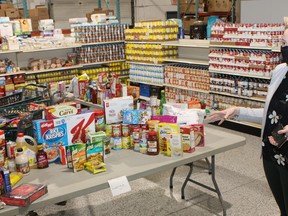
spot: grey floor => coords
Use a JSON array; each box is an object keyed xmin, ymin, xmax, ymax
[{"xmin": 28, "ymin": 125, "xmax": 280, "ymax": 216}]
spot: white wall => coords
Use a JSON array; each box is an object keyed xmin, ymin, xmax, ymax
[
  {"xmin": 241, "ymin": 0, "xmax": 288, "ymax": 23},
  {"xmin": 135, "ymin": 0, "xmax": 177, "ymax": 21},
  {"xmin": 50, "ymin": 0, "xmax": 132, "ymax": 29}
]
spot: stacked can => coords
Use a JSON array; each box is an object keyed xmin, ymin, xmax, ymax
[
  {"xmin": 112, "ymin": 124, "xmax": 122, "ymax": 150},
  {"xmin": 121, "ymin": 124, "xmax": 130, "ymax": 149},
  {"xmin": 130, "ymin": 125, "xmax": 141, "ymax": 152},
  {"xmin": 139, "ymin": 125, "xmax": 149, "ymax": 154}
]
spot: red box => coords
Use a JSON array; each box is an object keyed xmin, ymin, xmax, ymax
[
  {"xmin": 0, "ymin": 183, "xmax": 47, "ymax": 206},
  {"xmin": 191, "ymin": 124, "xmax": 205, "ymax": 147}
]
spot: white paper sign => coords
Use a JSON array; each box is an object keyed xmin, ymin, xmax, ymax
[{"xmin": 108, "ymin": 176, "xmax": 131, "ymax": 197}]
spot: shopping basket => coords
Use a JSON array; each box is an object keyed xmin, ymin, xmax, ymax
[{"xmin": 0, "ymin": 84, "xmax": 52, "ymax": 141}]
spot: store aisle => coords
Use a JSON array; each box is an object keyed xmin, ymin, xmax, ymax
[{"xmin": 30, "ymin": 125, "xmax": 279, "ymax": 216}]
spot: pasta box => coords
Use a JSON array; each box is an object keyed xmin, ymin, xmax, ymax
[{"xmin": 44, "ymin": 102, "xmax": 82, "ymax": 120}]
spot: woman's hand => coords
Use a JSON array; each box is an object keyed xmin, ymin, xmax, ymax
[
  {"xmin": 207, "ymin": 107, "xmax": 240, "ymax": 125},
  {"xmin": 277, "ymin": 125, "xmax": 288, "ymax": 140}
]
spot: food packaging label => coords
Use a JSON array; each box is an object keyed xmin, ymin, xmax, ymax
[
  {"xmin": 158, "ymin": 123, "xmax": 180, "ymax": 154},
  {"xmin": 104, "ymin": 96, "xmax": 133, "ymax": 124},
  {"xmin": 122, "ymin": 110, "xmax": 151, "ymax": 125},
  {"xmin": 45, "ymin": 102, "xmax": 81, "ymax": 120}
]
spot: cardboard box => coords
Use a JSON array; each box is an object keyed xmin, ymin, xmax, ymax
[
  {"xmin": 0, "ymin": 3, "xmax": 13, "ymax": 10},
  {"xmin": 18, "ymin": 8, "xmax": 24, "ymax": 18},
  {"xmin": 0, "ymin": 9, "xmax": 5, "ymax": 17},
  {"xmin": 182, "ymin": 17, "xmax": 196, "ymax": 34},
  {"xmin": 104, "ymin": 96, "xmax": 134, "ymax": 124},
  {"xmin": 5, "ymin": 8, "xmax": 19, "ymax": 19},
  {"xmin": 0, "ymin": 183, "xmax": 47, "ymax": 207},
  {"xmin": 208, "ymin": 0, "xmax": 232, "ymax": 12}
]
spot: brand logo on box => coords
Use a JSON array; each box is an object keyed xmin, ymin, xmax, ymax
[
  {"xmin": 41, "ymin": 122, "xmax": 53, "ymax": 128},
  {"xmin": 44, "ymin": 127, "xmax": 66, "ymax": 141}
]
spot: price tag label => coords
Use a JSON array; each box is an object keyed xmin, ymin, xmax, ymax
[{"xmin": 108, "ymin": 176, "xmax": 131, "ymax": 197}]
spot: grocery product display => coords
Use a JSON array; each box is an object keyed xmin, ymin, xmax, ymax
[
  {"xmin": 71, "ymin": 23, "xmax": 127, "ymax": 44},
  {"xmin": 211, "ymin": 23, "xmax": 284, "ymax": 47},
  {"xmin": 129, "ymin": 63, "xmax": 165, "ymax": 85},
  {"xmin": 125, "ymin": 20, "xmax": 179, "ymax": 42},
  {"xmin": 126, "ymin": 43, "xmax": 178, "ymax": 64}
]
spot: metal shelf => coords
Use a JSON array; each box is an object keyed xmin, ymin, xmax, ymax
[
  {"xmin": 21, "ymin": 45, "xmax": 81, "ymax": 53},
  {"xmin": 164, "ymin": 84, "xmax": 209, "ymax": 94},
  {"xmin": 128, "ymin": 79, "xmax": 164, "ymax": 87},
  {"xmin": 81, "ymin": 60, "xmax": 126, "ymax": 67},
  {"xmin": 74, "ymin": 98, "xmax": 103, "ymax": 109},
  {"xmin": 126, "ymin": 61, "xmax": 165, "ymax": 66},
  {"xmin": 164, "ymin": 58, "xmax": 209, "ymax": 65},
  {"xmin": 210, "ymin": 44, "xmax": 272, "ymax": 50},
  {"xmin": 24, "ymin": 65, "xmax": 83, "ymax": 75},
  {"xmin": 0, "ymin": 71, "xmax": 26, "ymax": 77},
  {"xmin": 209, "ymin": 69, "xmax": 271, "ymax": 80},
  {"xmin": 125, "ymin": 41, "xmax": 163, "ymax": 44},
  {"xmin": 162, "ymin": 39, "xmax": 210, "ymax": 48},
  {"xmin": 80, "ymin": 41, "xmax": 125, "ymax": 46},
  {"xmin": 210, "ymin": 91, "xmax": 266, "ymax": 102}
]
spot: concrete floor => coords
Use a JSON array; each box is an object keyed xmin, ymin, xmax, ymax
[{"xmin": 27, "ymin": 125, "xmax": 280, "ymax": 216}]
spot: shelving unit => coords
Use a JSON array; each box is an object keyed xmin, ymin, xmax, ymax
[
  {"xmin": 164, "ymin": 58, "xmax": 209, "ymax": 66},
  {"xmin": 209, "ymin": 91, "xmax": 266, "ymax": 102},
  {"xmin": 126, "ymin": 61, "xmax": 164, "ymax": 66},
  {"xmin": 128, "ymin": 79, "xmax": 163, "ymax": 87},
  {"xmin": 164, "ymin": 83, "xmax": 209, "ymax": 94}
]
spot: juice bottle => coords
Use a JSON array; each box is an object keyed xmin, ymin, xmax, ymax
[
  {"xmin": 16, "ymin": 133, "xmax": 38, "ymax": 169},
  {"xmin": 15, "ymin": 148, "xmax": 30, "ymax": 175}
]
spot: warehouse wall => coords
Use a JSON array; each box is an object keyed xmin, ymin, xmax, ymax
[
  {"xmin": 50, "ymin": 0, "xmax": 132, "ymax": 29},
  {"xmin": 240, "ymin": 0, "xmax": 288, "ymax": 23},
  {"xmin": 135, "ymin": 0, "xmax": 177, "ymax": 21}
]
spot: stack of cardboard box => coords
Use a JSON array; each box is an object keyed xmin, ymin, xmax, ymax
[
  {"xmin": 86, "ymin": 8, "xmax": 114, "ymax": 22},
  {"xmin": 28, "ymin": 5, "xmax": 49, "ymax": 31},
  {"xmin": 207, "ymin": 0, "xmax": 232, "ymax": 12},
  {"xmin": 0, "ymin": 3, "xmax": 19, "ymax": 19},
  {"xmin": 180, "ymin": 0, "xmax": 205, "ymax": 15}
]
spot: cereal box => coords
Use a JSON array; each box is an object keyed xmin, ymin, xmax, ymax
[
  {"xmin": 158, "ymin": 123, "xmax": 180, "ymax": 155},
  {"xmin": 33, "ymin": 118, "xmax": 68, "ymax": 163},
  {"xmin": 45, "ymin": 102, "xmax": 81, "ymax": 120},
  {"xmin": 65, "ymin": 111, "xmax": 95, "ymax": 144},
  {"xmin": 180, "ymin": 125, "xmax": 195, "ymax": 153}
]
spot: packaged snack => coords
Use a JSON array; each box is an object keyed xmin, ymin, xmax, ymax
[
  {"xmin": 84, "ymin": 161, "xmax": 106, "ymax": 174},
  {"xmin": 158, "ymin": 123, "xmax": 180, "ymax": 154},
  {"xmin": 168, "ymin": 134, "xmax": 182, "ymax": 157},
  {"xmin": 180, "ymin": 125, "xmax": 195, "ymax": 153},
  {"xmin": 45, "ymin": 102, "xmax": 81, "ymax": 120},
  {"xmin": 191, "ymin": 124, "xmax": 205, "ymax": 147},
  {"xmin": 0, "ymin": 183, "xmax": 48, "ymax": 206},
  {"xmin": 122, "ymin": 110, "xmax": 151, "ymax": 125},
  {"xmin": 86, "ymin": 132, "xmax": 105, "ymax": 163},
  {"xmin": 66, "ymin": 144, "xmax": 86, "ymax": 173},
  {"xmin": 151, "ymin": 115, "xmax": 177, "ymax": 123}
]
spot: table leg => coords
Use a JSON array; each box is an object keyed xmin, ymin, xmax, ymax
[
  {"xmin": 211, "ymin": 155, "xmax": 226, "ymax": 216},
  {"xmin": 181, "ymin": 162, "xmax": 194, "ymax": 199},
  {"xmin": 170, "ymin": 167, "xmax": 177, "ymax": 189},
  {"xmin": 205, "ymin": 157, "xmax": 212, "ymax": 175}
]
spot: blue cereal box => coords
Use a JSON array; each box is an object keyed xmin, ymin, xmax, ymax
[{"xmin": 33, "ymin": 118, "xmax": 68, "ymax": 163}]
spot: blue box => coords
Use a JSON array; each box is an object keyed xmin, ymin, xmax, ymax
[{"xmin": 140, "ymin": 84, "xmax": 151, "ymax": 97}]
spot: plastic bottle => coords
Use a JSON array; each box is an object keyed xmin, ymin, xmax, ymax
[
  {"xmin": 147, "ymin": 130, "xmax": 159, "ymax": 155},
  {"xmin": 15, "ymin": 133, "xmax": 38, "ymax": 169},
  {"xmin": 36, "ymin": 145, "xmax": 49, "ymax": 169},
  {"xmin": 15, "ymin": 148, "xmax": 30, "ymax": 175}
]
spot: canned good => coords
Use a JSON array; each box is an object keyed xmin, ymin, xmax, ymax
[
  {"xmin": 113, "ymin": 137, "xmax": 122, "ymax": 150},
  {"xmin": 122, "ymin": 136, "xmax": 130, "ymax": 149},
  {"xmin": 121, "ymin": 124, "xmax": 130, "ymax": 137},
  {"xmin": 132, "ymin": 128, "xmax": 140, "ymax": 140},
  {"xmin": 134, "ymin": 140, "xmax": 140, "ymax": 152},
  {"xmin": 106, "ymin": 124, "xmax": 112, "ymax": 137},
  {"xmin": 112, "ymin": 124, "xmax": 121, "ymax": 137},
  {"xmin": 139, "ymin": 147, "xmax": 147, "ymax": 154}
]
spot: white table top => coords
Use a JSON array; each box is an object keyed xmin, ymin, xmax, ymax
[{"xmin": 0, "ymin": 126, "xmax": 246, "ymax": 216}]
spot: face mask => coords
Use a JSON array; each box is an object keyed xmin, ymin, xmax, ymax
[{"xmin": 281, "ymin": 46, "xmax": 288, "ymax": 64}]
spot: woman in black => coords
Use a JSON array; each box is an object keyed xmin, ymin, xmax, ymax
[{"xmin": 208, "ymin": 30, "xmax": 288, "ymax": 215}]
